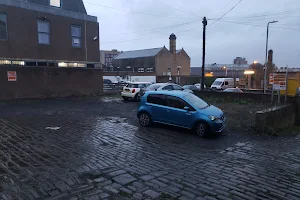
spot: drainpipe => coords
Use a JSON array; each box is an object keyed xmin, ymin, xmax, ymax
[{"xmin": 85, "ymin": 20, "xmax": 88, "ymax": 63}]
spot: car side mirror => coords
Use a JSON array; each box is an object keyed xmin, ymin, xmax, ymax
[{"xmin": 184, "ymin": 106, "xmax": 190, "ymax": 111}]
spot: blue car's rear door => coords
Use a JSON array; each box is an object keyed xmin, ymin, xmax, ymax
[{"xmin": 146, "ymin": 94, "xmax": 169, "ymax": 123}]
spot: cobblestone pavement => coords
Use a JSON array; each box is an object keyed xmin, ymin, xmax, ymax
[{"xmin": 0, "ymin": 97, "xmax": 300, "ymax": 200}]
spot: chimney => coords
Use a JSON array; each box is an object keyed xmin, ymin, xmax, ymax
[
  {"xmin": 169, "ymin": 33, "xmax": 177, "ymax": 56},
  {"xmin": 268, "ymin": 49, "xmax": 273, "ymax": 64}
]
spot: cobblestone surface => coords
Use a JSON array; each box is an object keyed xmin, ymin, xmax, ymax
[{"xmin": 0, "ymin": 97, "xmax": 300, "ymax": 199}]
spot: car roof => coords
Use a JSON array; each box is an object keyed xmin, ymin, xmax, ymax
[
  {"xmin": 127, "ymin": 82, "xmax": 152, "ymax": 84},
  {"xmin": 145, "ymin": 90, "xmax": 191, "ymax": 98}
]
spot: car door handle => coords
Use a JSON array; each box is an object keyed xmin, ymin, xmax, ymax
[
  {"xmin": 186, "ymin": 113, "xmax": 192, "ymax": 116},
  {"xmin": 166, "ymin": 109, "xmax": 170, "ymax": 112}
]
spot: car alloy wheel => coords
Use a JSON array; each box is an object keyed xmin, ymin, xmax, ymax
[
  {"xmin": 139, "ymin": 113, "xmax": 151, "ymax": 127},
  {"xmin": 196, "ymin": 122, "xmax": 206, "ymax": 137}
]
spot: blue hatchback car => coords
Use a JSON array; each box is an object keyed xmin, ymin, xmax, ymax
[{"xmin": 137, "ymin": 91, "xmax": 226, "ymax": 137}]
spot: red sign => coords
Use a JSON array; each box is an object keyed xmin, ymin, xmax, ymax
[
  {"xmin": 7, "ymin": 71, "xmax": 17, "ymax": 81},
  {"xmin": 269, "ymin": 74, "xmax": 274, "ymax": 84}
]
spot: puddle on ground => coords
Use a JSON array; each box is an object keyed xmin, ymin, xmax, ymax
[
  {"xmin": 101, "ymin": 97, "xmax": 122, "ymax": 103},
  {"xmin": 45, "ymin": 127, "xmax": 61, "ymax": 130}
]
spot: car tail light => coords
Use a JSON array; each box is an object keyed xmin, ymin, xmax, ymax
[{"xmin": 132, "ymin": 89, "xmax": 136, "ymax": 93}]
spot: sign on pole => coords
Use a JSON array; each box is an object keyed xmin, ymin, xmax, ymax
[
  {"xmin": 7, "ymin": 71, "xmax": 17, "ymax": 81},
  {"xmin": 272, "ymin": 73, "xmax": 286, "ymax": 91},
  {"xmin": 269, "ymin": 73, "xmax": 274, "ymax": 85}
]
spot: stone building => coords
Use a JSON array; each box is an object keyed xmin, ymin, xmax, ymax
[{"xmin": 112, "ymin": 33, "xmax": 190, "ymax": 76}]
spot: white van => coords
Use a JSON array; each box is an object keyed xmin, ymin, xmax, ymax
[{"xmin": 211, "ymin": 78, "xmax": 235, "ymax": 90}]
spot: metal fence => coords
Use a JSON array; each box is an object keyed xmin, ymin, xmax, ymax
[{"xmin": 103, "ymin": 83, "xmax": 125, "ymax": 92}]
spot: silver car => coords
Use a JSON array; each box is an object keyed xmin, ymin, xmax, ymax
[{"xmin": 139, "ymin": 83, "xmax": 193, "ymax": 97}]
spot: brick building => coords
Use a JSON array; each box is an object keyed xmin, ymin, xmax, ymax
[
  {"xmin": 100, "ymin": 49, "xmax": 121, "ymax": 70},
  {"xmin": 234, "ymin": 57, "xmax": 248, "ymax": 65},
  {"xmin": 112, "ymin": 33, "xmax": 190, "ymax": 76},
  {"xmin": 0, "ymin": 0, "xmax": 99, "ymax": 68}
]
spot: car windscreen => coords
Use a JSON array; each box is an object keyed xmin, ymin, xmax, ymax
[
  {"xmin": 182, "ymin": 85, "xmax": 190, "ymax": 89},
  {"xmin": 213, "ymin": 81, "xmax": 222, "ymax": 85},
  {"xmin": 126, "ymin": 84, "xmax": 149, "ymax": 88},
  {"xmin": 147, "ymin": 84, "xmax": 163, "ymax": 90},
  {"xmin": 184, "ymin": 93, "xmax": 208, "ymax": 109}
]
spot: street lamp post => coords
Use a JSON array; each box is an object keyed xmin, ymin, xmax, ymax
[
  {"xmin": 223, "ymin": 66, "xmax": 227, "ymax": 77},
  {"xmin": 263, "ymin": 20, "xmax": 278, "ymax": 94}
]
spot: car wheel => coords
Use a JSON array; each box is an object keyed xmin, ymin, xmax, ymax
[
  {"xmin": 139, "ymin": 112, "xmax": 151, "ymax": 127},
  {"xmin": 195, "ymin": 122, "xmax": 209, "ymax": 137}
]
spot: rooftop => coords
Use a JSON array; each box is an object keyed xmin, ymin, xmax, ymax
[
  {"xmin": 0, "ymin": 0, "xmax": 97, "ymax": 22},
  {"xmin": 114, "ymin": 47, "xmax": 185, "ymax": 60},
  {"xmin": 114, "ymin": 47, "xmax": 164, "ymax": 60}
]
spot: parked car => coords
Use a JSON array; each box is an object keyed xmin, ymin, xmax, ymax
[
  {"xmin": 194, "ymin": 83, "xmax": 207, "ymax": 89},
  {"xmin": 183, "ymin": 85, "xmax": 199, "ymax": 92},
  {"xmin": 139, "ymin": 83, "xmax": 193, "ymax": 97},
  {"xmin": 137, "ymin": 91, "xmax": 226, "ymax": 137},
  {"xmin": 121, "ymin": 82, "xmax": 152, "ymax": 101},
  {"xmin": 211, "ymin": 78, "xmax": 235, "ymax": 90},
  {"xmin": 103, "ymin": 79, "xmax": 113, "ymax": 84},
  {"xmin": 223, "ymin": 88, "xmax": 243, "ymax": 93}
]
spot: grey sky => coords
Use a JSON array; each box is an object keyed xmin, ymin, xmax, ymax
[{"xmin": 85, "ymin": 0, "xmax": 300, "ymax": 67}]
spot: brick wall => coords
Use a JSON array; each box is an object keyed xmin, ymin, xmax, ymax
[
  {"xmin": 0, "ymin": 66, "xmax": 103, "ymax": 100},
  {"xmin": 155, "ymin": 47, "xmax": 174, "ymax": 76}
]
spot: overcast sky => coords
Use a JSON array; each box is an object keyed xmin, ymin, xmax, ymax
[{"xmin": 84, "ymin": 0, "xmax": 300, "ymax": 67}]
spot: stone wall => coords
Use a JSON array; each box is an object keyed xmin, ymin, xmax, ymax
[
  {"xmin": 255, "ymin": 104, "xmax": 296, "ymax": 132},
  {"xmin": 0, "ymin": 66, "xmax": 103, "ymax": 100},
  {"xmin": 194, "ymin": 90, "xmax": 272, "ymax": 103}
]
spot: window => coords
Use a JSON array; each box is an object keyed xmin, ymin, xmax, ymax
[
  {"xmin": 71, "ymin": 25, "xmax": 82, "ymax": 48},
  {"xmin": 127, "ymin": 84, "xmax": 149, "ymax": 88},
  {"xmin": 50, "ymin": 0, "xmax": 61, "ymax": 7},
  {"xmin": 146, "ymin": 68, "xmax": 153, "ymax": 72},
  {"xmin": 225, "ymin": 81, "xmax": 229, "ymax": 85},
  {"xmin": 138, "ymin": 68, "xmax": 144, "ymax": 73},
  {"xmin": 166, "ymin": 96, "xmax": 187, "ymax": 110},
  {"xmin": 184, "ymin": 93, "xmax": 208, "ymax": 109},
  {"xmin": 0, "ymin": 13, "xmax": 7, "ymax": 40},
  {"xmin": 173, "ymin": 85, "xmax": 183, "ymax": 91},
  {"xmin": 37, "ymin": 20, "xmax": 50, "ymax": 45},
  {"xmin": 162, "ymin": 85, "xmax": 173, "ymax": 90},
  {"xmin": 147, "ymin": 94, "xmax": 166, "ymax": 106}
]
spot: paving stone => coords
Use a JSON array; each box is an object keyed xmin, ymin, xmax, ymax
[
  {"xmin": 113, "ymin": 174, "xmax": 136, "ymax": 185},
  {"xmin": 120, "ymin": 187, "xmax": 133, "ymax": 195},
  {"xmin": 140, "ymin": 175, "xmax": 155, "ymax": 181},
  {"xmin": 181, "ymin": 190, "xmax": 196, "ymax": 199},
  {"xmin": 108, "ymin": 170, "xmax": 126, "ymax": 177},
  {"xmin": 93, "ymin": 177, "xmax": 106, "ymax": 183},
  {"xmin": 143, "ymin": 189, "xmax": 161, "ymax": 199}
]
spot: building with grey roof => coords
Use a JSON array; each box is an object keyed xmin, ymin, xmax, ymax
[{"xmin": 111, "ymin": 34, "xmax": 190, "ymax": 76}]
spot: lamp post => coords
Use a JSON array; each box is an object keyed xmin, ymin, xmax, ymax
[
  {"xmin": 263, "ymin": 20, "xmax": 278, "ymax": 94},
  {"xmin": 223, "ymin": 66, "xmax": 228, "ymax": 77}
]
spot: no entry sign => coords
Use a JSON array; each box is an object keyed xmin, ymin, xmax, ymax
[{"xmin": 7, "ymin": 71, "xmax": 17, "ymax": 81}]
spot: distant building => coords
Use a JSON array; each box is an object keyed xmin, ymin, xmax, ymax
[
  {"xmin": 100, "ymin": 49, "xmax": 121, "ymax": 70},
  {"xmin": 0, "ymin": 0, "xmax": 99, "ymax": 68},
  {"xmin": 234, "ymin": 57, "xmax": 248, "ymax": 65},
  {"xmin": 190, "ymin": 64, "xmax": 249, "ymax": 78},
  {"xmin": 111, "ymin": 33, "xmax": 190, "ymax": 76}
]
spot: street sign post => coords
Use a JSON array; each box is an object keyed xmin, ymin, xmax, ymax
[{"xmin": 270, "ymin": 73, "xmax": 287, "ymax": 103}]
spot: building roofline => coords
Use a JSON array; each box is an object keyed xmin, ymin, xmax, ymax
[{"xmin": 0, "ymin": 0, "xmax": 97, "ymax": 22}]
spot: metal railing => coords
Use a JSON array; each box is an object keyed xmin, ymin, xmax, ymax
[{"xmin": 103, "ymin": 83, "xmax": 125, "ymax": 92}]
